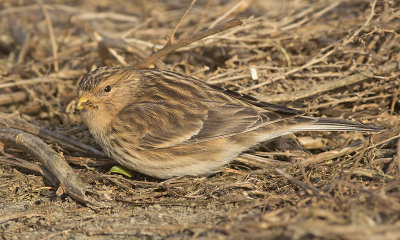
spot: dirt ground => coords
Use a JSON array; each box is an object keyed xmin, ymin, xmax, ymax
[{"xmin": 0, "ymin": 0, "xmax": 400, "ymax": 239}]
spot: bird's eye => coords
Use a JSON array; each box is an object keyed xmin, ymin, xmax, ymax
[{"xmin": 104, "ymin": 85, "xmax": 111, "ymax": 92}]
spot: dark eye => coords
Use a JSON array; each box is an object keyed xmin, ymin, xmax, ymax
[{"xmin": 104, "ymin": 85, "xmax": 111, "ymax": 92}]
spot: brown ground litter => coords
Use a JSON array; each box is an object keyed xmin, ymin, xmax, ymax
[{"xmin": 0, "ymin": 0, "xmax": 399, "ymax": 239}]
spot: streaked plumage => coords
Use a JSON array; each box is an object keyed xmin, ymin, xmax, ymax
[{"xmin": 76, "ymin": 66, "xmax": 381, "ymax": 179}]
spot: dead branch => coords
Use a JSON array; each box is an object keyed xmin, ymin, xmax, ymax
[
  {"xmin": 0, "ymin": 155, "xmax": 56, "ymax": 183},
  {"xmin": 275, "ymin": 168, "xmax": 323, "ymax": 196},
  {"xmin": 132, "ymin": 18, "xmax": 243, "ymax": 70},
  {"xmin": 168, "ymin": 0, "xmax": 197, "ymax": 44},
  {"xmin": 0, "ymin": 91, "xmax": 29, "ymax": 105},
  {"xmin": 265, "ymin": 61, "xmax": 400, "ymax": 103},
  {"xmin": 38, "ymin": 0, "xmax": 59, "ymax": 72},
  {"xmin": 0, "ymin": 113, "xmax": 106, "ymax": 157},
  {"xmin": 0, "ymin": 127, "xmax": 109, "ymax": 208},
  {"xmin": 302, "ymin": 129, "xmax": 400, "ymax": 166}
]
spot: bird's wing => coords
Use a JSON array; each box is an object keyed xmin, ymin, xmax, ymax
[{"xmin": 114, "ymin": 100, "xmax": 300, "ymax": 150}]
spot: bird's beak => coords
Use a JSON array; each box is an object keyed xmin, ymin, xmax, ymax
[{"xmin": 75, "ymin": 95, "xmax": 93, "ymax": 112}]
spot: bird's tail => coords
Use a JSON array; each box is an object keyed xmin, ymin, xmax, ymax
[{"xmin": 292, "ymin": 116, "xmax": 383, "ymax": 132}]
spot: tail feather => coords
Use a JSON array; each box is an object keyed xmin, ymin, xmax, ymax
[{"xmin": 293, "ymin": 117, "xmax": 383, "ymax": 132}]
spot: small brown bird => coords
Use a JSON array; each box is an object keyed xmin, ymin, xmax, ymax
[{"xmin": 76, "ymin": 66, "xmax": 381, "ymax": 179}]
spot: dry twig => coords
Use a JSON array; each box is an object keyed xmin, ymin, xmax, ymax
[
  {"xmin": 133, "ymin": 18, "xmax": 243, "ymax": 70},
  {"xmin": 38, "ymin": 0, "xmax": 59, "ymax": 72},
  {"xmin": 266, "ymin": 62, "xmax": 399, "ymax": 103},
  {"xmin": 0, "ymin": 127, "xmax": 108, "ymax": 208},
  {"xmin": 0, "ymin": 113, "xmax": 105, "ymax": 157}
]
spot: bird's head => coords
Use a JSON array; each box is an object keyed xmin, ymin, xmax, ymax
[
  {"xmin": 75, "ymin": 66, "xmax": 143, "ymax": 131},
  {"xmin": 76, "ymin": 66, "xmax": 139, "ymax": 113}
]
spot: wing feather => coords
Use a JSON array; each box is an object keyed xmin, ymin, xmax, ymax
[{"xmin": 113, "ymin": 99, "xmax": 299, "ymax": 150}]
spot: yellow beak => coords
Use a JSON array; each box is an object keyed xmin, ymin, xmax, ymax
[{"xmin": 75, "ymin": 95, "xmax": 93, "ymax": 111}]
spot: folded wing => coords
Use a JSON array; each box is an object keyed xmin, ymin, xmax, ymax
[{"xmin": 114, "ymin": 100, "xmax": 300, "ymax": 150}]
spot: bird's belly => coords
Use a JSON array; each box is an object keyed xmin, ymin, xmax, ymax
[{"xmin": 107, "ymin": 138, "xmax": 246, "ymax": 179}]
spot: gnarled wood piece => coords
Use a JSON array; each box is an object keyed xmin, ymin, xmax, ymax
[
  {"xmin": 0, "ymin": 113, "xmax": 105, "ymax": 157},
  {"xmin": 0, "ymin": 127, "xmax": 109, "ymax": 209}
]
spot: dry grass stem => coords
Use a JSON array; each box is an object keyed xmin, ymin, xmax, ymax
[{"xmin": 0, "ymin": 0, "xmax": 399, "ymax": 239}]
